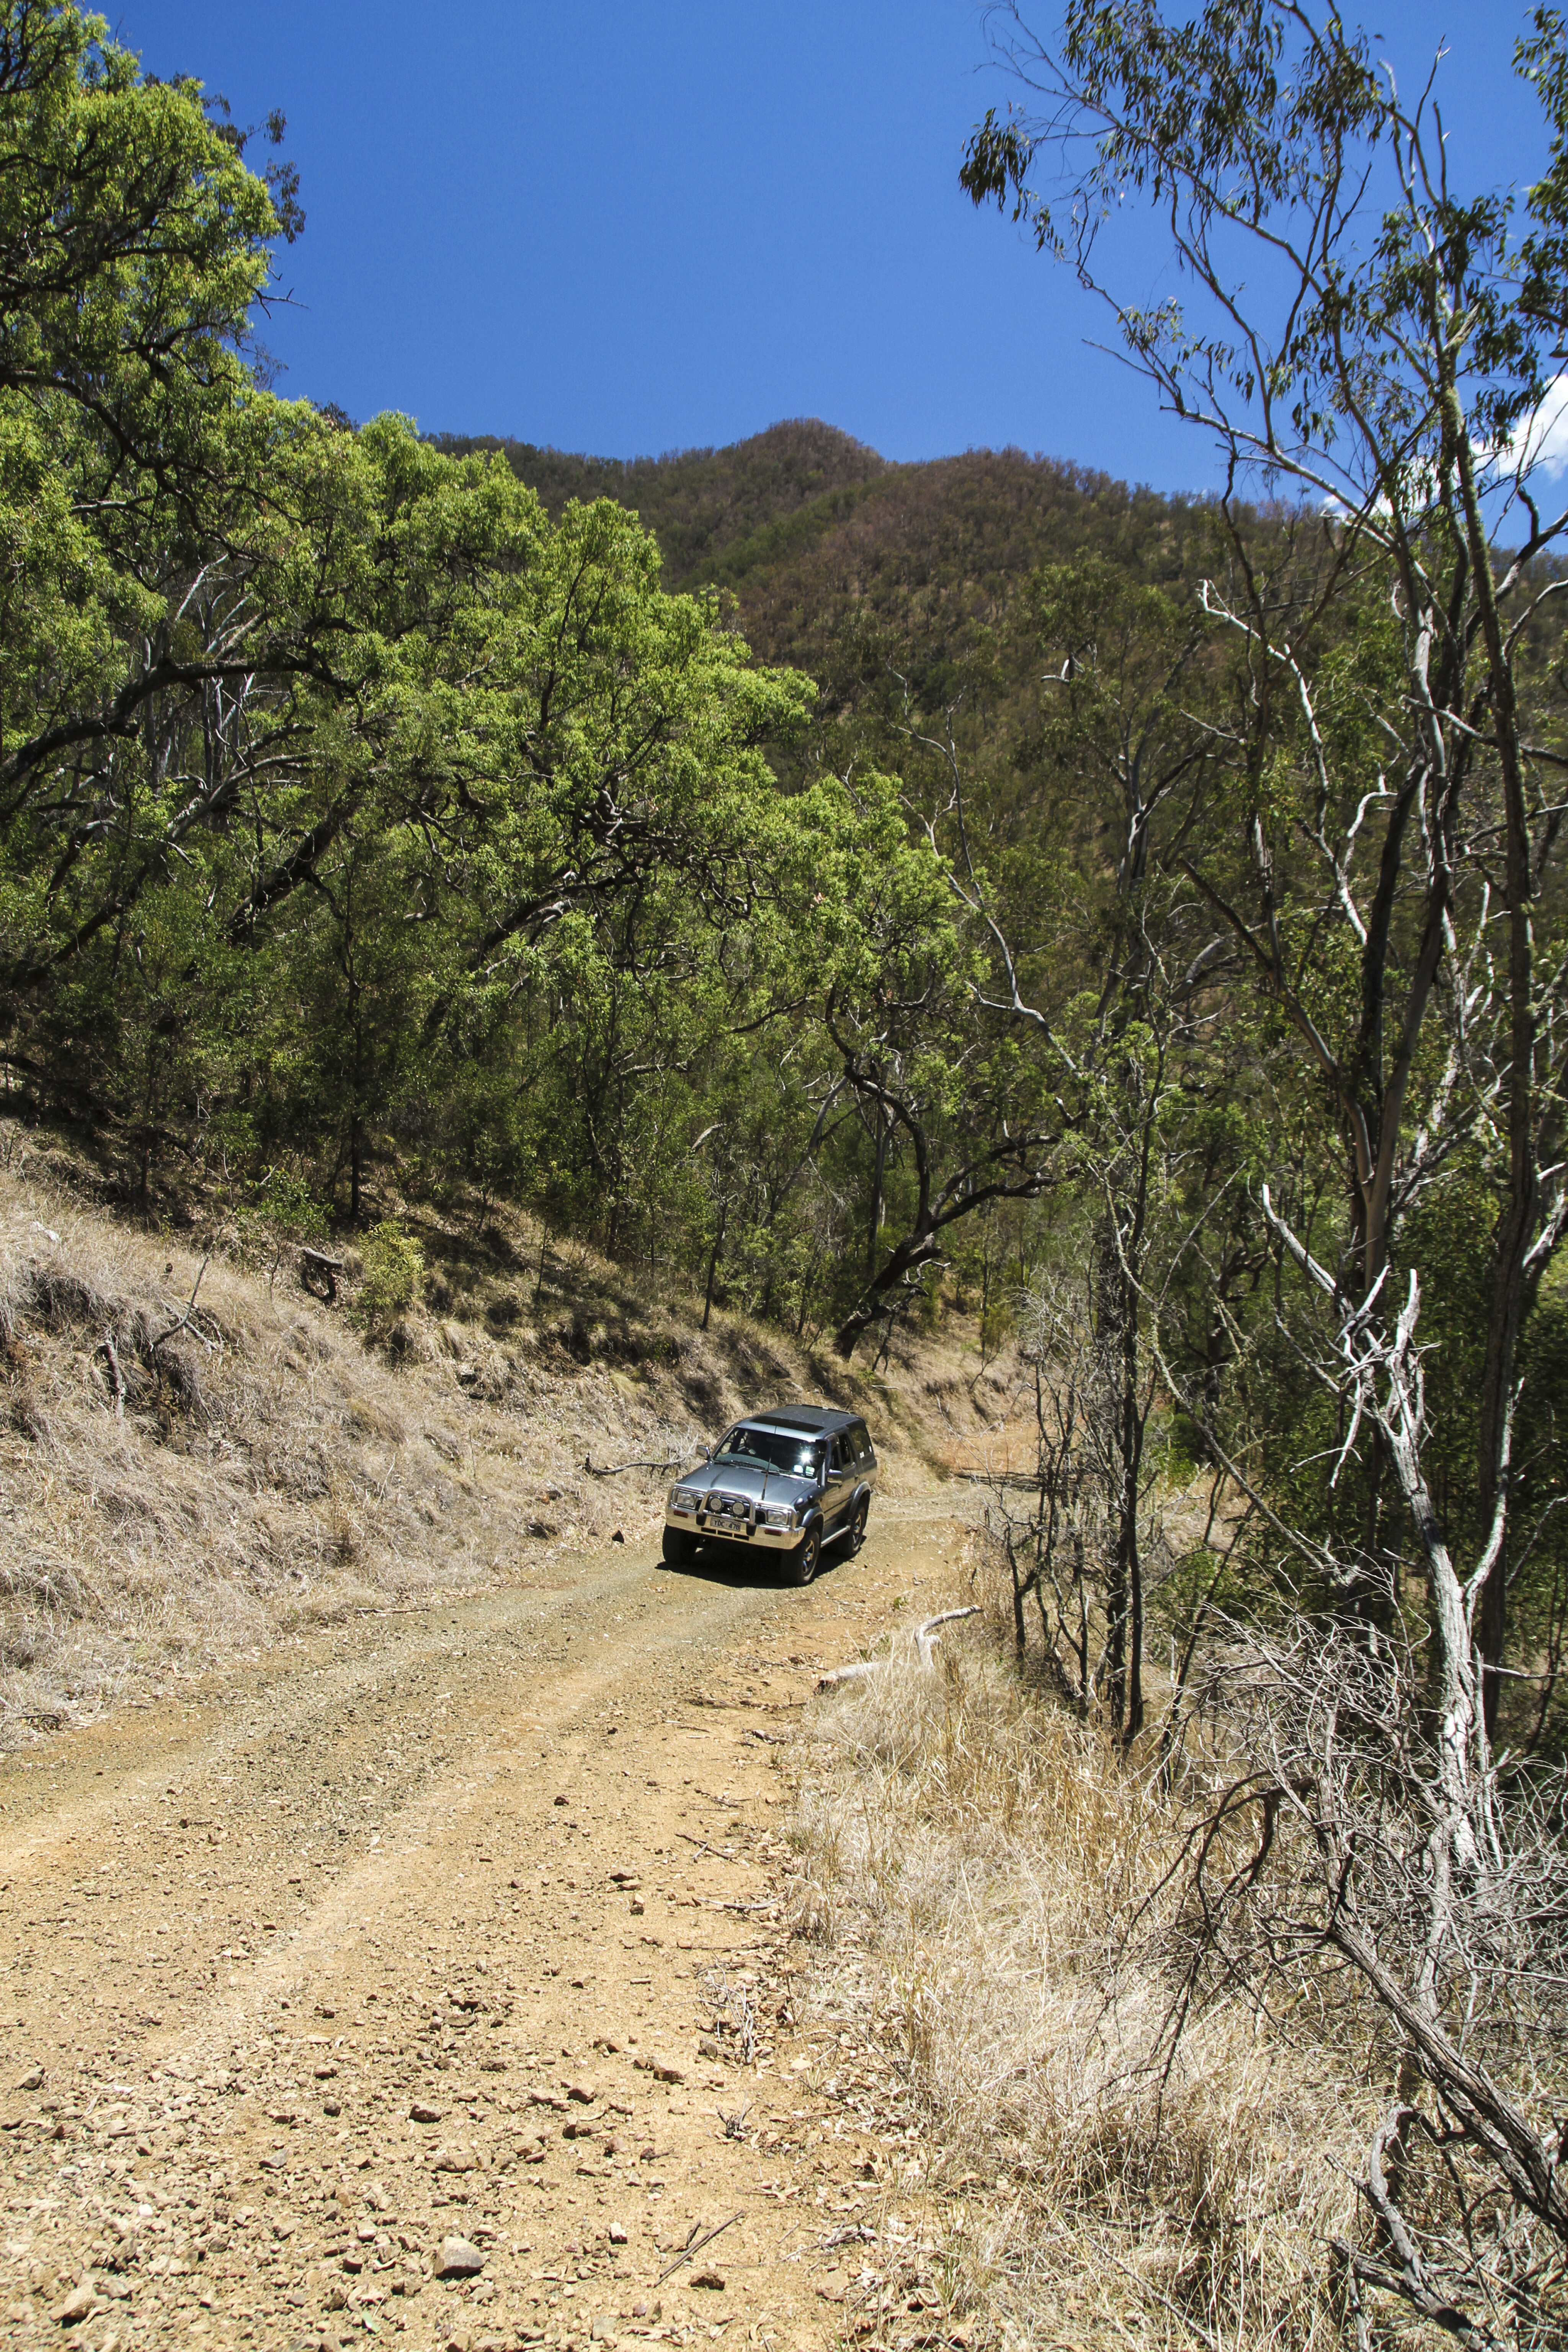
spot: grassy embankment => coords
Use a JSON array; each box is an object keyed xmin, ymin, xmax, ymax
[{"xmin": 784, "ymin": 1618, "xmax": 1373, "ymax": 2352}]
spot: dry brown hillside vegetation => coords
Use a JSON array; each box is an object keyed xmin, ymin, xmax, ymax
[
  {"xmin": 0, "ymin": 1118, "xmax": 1016, "ymax": 1749},
  {"xmin": 781, "ymin": 1595, "xmax": 1566, "ymax": 2350},
  {"xmin": 786, "ymin": 1619, "xmax": 1372, "ymax": 2352}
]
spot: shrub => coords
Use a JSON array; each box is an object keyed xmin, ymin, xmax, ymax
[{"xmin": 355, "ymin": 1222, "xmax": 425, "ymax": 1329}]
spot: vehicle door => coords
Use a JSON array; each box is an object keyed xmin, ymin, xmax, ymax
[
  {"xmin": 823, "ymin": 1432, "xmax": 854, "ymax": 1526},
  {"xmin": 850, "ymin": 1420, "xmax": 876, "ymax": 1489}
]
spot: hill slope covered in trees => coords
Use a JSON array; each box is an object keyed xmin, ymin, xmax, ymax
[{"xmin": 433, "ymin": 417, "xmax": 1225, "ymax": 719}]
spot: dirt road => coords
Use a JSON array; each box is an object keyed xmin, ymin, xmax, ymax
[{"xmin": 0, "ymin": 1498, "xmax": 968, "ymax": 2352}]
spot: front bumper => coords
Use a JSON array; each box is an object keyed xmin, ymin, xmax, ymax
[{"xmin": 664, "ymin": 1501, "xmax": 799, "ymax": 1548}]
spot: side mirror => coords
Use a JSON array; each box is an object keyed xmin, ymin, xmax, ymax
[{"xmin": 699, "ymin": 1442, "xmax": 711, "ymax": 1461}]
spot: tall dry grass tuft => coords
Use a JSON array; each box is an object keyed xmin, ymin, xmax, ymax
[{"xmin": 789, "ymin": 1625, "xmax": 1376, "ymax": 2350}]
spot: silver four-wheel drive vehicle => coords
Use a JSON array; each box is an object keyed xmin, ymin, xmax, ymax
[{"xmin": 662, "ymin": 1406, "xmax": 877, "ymax": 1585}]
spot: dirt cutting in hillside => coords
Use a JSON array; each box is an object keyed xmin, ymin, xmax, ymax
[{"xmin": 0, "ymin": 1498, "xmax": 978, "ymax": 2352}]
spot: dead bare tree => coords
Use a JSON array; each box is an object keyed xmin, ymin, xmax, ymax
[{"xmin": 986, "ymin": 1267, "xmax": 1112, "ymax": 1704}]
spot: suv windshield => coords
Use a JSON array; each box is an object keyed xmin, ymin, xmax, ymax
[{"xmin": 714, "ymin": 1425, "xmax": 823, "ymax": 1478}]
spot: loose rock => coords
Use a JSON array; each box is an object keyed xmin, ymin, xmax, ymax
[
  {"xmin": 434, "ymin": 2234, "xmax": 485, "ymax": 2279},
  {"xmin": 52, "ymin": 2275, "xmax": 95, "ymax": 2323}
]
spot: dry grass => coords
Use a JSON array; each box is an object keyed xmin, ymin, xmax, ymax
[
  {"xmin": 785, "ymin": 1604, "xmax": 1380, "ymax": 2351},
  {"xmin": 0, "ymin": 1119, "xmax": 953, "ymax": 1747}
]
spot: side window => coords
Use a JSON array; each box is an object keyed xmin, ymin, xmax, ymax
[
  {"xmin": 832, "ymin": 1435, "xmax": 851, "ymax": 1473},
  {"xmin": 852, "ymin": 1421, "xmax": 872, "ymax": 1463}
]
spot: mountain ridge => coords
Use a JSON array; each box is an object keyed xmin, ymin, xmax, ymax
[{"xmin": 431, "ymin": 416, "xmax": 1225, "ymax": 717}]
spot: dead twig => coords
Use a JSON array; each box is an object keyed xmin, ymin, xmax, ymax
[
  {"xmin": 148, "ymin": 1254, "xmax": 212, "ymax": 1356},
  {"xmin": 678, "ymin": 1831, "xmax": 732, "ymax": 1860},
  {"xmin": 656, "ymin": 2210, "xmax": 742, "ymax": 2284}
]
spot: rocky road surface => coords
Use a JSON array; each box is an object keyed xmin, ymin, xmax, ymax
[{"xmin": 0, "ymin": 1499, "xmax": 969, "ymax": 2352}]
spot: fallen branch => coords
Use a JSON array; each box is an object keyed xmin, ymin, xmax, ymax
[
  {"xmin": 816, "ymin": 1662, "xmax": 880, "ymax": 1690},
  {"xmin": 1331, "ymin": 2246, "xmax": 1496, "ymax": 2352},
  {"xmin": 915, "ymin": 1605, "xmax": 980, "ymax": 1667},
  {"xmin": 817, "ymin": 1607, "xmax": 980, "ymax": 1691},
  {"xmin": 583, "ymin": 1450, "xmax": 699, "ymax": 1477},
  {"xmin": 1333, "ymin": 2105, "xmax": 1501, "ymax": 2350}
]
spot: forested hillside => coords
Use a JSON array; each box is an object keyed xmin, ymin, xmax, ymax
[
  {"xmin": 433, "ymin": 416, "xmax": 890, "ymax": 596},
  {"xmin": 436, "ymin": 418, "xmax": 1228, "ymax": 725}
]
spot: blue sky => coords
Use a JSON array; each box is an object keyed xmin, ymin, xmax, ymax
[{"xmin": 118, "ymin": 2, "xmax": 1553, "ymax": 492}]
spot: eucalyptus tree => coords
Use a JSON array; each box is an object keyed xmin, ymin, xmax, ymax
[
  {"xmin": 964, "ymin": 0, "xmax": 1568, "ymax": 2317},
  {"xmin": 897, "ymin": 550, "xmax": 1239, "ymax": 1740},
  {"xmin": 964, "ymin": 0, "xmax": 1568, "ymax": 1726},
  {"xmin": 800, "ymin": 764, "xmax": 1070, "ymax": 1363}
]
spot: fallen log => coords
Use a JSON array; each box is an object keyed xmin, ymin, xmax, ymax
[{"xmin": 817, "ymin": 1606, "xmax": 980, "ymax": 1691}]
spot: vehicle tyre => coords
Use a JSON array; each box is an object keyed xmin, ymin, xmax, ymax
[
  {"xmin": 784, "ymin": 1521, "xmax": 822, "ymax": 1586},
  {"xmin": 847, "ymin": 1493, "xmax": 870, "ymax": 1554},
  {"xmin": 662, "ymin": 1527, "xmax": 699, "ymax": 1566}
]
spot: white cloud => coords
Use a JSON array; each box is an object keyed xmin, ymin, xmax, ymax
[{"xmin": 1498, "ymin": 375, "xmax": 1568, "ymax": 479}]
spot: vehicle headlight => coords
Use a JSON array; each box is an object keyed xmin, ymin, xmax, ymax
[
  {"xmin": 758, "ymin": 1503, "xmax": 795, "ymax": 1529},
  {"xmin": 669, "ymin": 1486, "xmax": 700, "ymax": 1515}
]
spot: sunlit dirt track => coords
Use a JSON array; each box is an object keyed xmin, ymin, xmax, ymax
[{"xmin": 0, "ymin": 1502, "xmax": 966, "ymax": 2352}]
